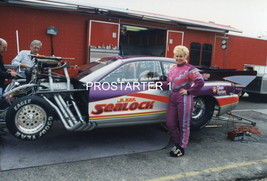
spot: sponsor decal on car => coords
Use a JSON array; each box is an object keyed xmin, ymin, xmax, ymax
[
  {"xmin": 89, "ymin": 92, "xmax": 169, "ymax": 120},
  {"xmin": 212, "ymin": 86, "xmax": 226, "ymax": 95},
  {"xmin": 91, "ymin": 98, "xmax": 155, "ymax": 115}
]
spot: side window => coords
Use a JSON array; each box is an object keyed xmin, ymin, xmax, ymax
[
  {"xmin": 100, "ymin": 61, "xmax": 163, "ymax": 83},
  {"xmin": 189, "ymin": 42, "xmax": 201, "ymax": 65},
  {"xmin": 100, "ymin": 62, "xmax": 137, "ymax": 83},
  {"xmin": 201, "ymin": 44, "xmax": 212, "ymax": 67},
  {"xmin": 136, "ymin": 61, "xmax": 163, "ymax": 82},
  {"xmin": 161, "ymin": 62, "xmax": 176, "ymax": 80}
]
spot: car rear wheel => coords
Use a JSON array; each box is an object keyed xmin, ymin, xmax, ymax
[
  {"xmin": 191, "ymin": 96, "xmax": 214, "ymax": 130},
  {"xmin": 6, "ymin": 96, "xmax": 54, "ymax": 140}
]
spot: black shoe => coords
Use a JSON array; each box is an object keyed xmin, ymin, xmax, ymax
[{"xmin": 169, "ymin": 144, "xmax": 184, "ymax": 157}]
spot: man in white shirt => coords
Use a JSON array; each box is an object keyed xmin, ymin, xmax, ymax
[{"xmin": 12, "ymin": 40, "xmax": 42, "ymax": 78}]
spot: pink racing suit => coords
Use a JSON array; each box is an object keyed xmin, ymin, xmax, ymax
[{"xmin": 167, "ymin": 62, "xmax": 204, "ymax": 149}]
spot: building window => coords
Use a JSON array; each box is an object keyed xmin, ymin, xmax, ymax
[
  {"xmin": 201, "ymin": 44, "xmax": 212, "ymax": 67},
  {"xmin": 189, "ymin": 42, "xmax": 201, "ymax": 65}
]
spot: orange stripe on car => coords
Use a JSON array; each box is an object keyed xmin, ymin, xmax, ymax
[
  {"xmin": 126, "ymin": 92, "xmax": 169, "ymax": 104},
  {"xmin": 90, "ymin": 110, "xmax": 168, "ymax": 119},
  {"xmin": 215, "ymin": 95, "xmax": 239, "ymax": 107}
]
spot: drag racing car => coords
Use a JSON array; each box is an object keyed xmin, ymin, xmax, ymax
[{"xmin": 1, "ymin": 56, "xmax": 256, "ymax": 140}]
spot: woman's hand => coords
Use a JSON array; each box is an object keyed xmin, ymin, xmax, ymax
[{"xmin": 179, "ymin": 89, "xmax": 188, "ymax": 95}]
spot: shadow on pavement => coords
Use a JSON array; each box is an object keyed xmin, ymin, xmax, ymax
[{"xmin": 0, "ymin": 123, "xmax": 170, "ymax": 171}]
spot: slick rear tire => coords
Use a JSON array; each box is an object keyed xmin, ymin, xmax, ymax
[
  {"xmin": 6, "ymin": 96, "xmax": 54, "ymax": 140},
  {"xmin": 191, "ymin": 96, "xmax": 214, "ymax": 130}
]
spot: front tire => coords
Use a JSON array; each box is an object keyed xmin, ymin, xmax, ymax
[
  {"xmin": 6, "ymin": 96, "xmax": 54, "ymax": 140},
  {"xmin": 191, "ymin": 96, "xmax": 214, "ymax": 130}
]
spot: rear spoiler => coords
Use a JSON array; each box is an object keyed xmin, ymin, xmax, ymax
[{"xmin": 197, "ymin": 66, "xmax": 257, "ymax": 88}]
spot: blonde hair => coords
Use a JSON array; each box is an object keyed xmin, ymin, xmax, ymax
[{"xmin": 173, "ymin": 45, "xmax": 189, "ymax": 57}]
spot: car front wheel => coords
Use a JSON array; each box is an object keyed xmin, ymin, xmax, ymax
[{"xmin": 6, "ymin": 96, "xmax": 54, "ymax": 140}]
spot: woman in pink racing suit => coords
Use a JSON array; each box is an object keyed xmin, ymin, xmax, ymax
[{"xmin": 167, "ymin": 45, "xmax": 204, "ymax": 157}]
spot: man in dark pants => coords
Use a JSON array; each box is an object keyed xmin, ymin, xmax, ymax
[
  {"xmin": 0, "ymin": 38, "xmax": 16, "ymax": 135},
  {"xmin": 0, "ymin": 38, "xmax": 16, "ymax": 93}
]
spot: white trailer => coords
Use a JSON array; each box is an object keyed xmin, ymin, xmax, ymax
[{"xmin": 243, "ymin": 64, "xmax": 267, "ymax": 96}]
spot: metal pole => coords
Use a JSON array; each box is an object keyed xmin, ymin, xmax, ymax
[
  {"xmin": 51, "ymin": 35, "xmax": 54, "ymax": 56},
  {"xmin": 16, "ymin": 30, "xmax": 20, "ymax": 54}
]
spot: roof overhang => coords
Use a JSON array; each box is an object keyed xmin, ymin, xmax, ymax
[{"xmin": 3, "ymin": 0, "xmax": 242, "ymax": 34}]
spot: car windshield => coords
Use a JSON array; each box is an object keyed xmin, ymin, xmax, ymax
[{"xmin": 77, "ymin": 57, "xmax": 119, "ymax": 79}]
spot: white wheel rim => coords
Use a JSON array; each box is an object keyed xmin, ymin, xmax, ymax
[
  {"xmin": 192, "ymin": 98, "xmax": 205, "ymax": 119},
  {"xmin": 15, "ymin": 104, "xmax": 47, "ymax": 134}
]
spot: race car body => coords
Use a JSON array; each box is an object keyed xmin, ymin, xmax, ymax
[{"xmin": 2, "ymin": 56, "xmax": 256, "ymax": 140}]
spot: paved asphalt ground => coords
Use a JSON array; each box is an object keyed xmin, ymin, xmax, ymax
[{"xmin": 0, "ymin": 95, "xmax": 267, "ymax": 181}]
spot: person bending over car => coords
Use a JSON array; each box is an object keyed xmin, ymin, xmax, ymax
[
  {"xmin": 167, "ymin": 45, "xmax": 204, "ymax": 157},
  {"xmin": 11, "ymin": 40, "xmax": 42, "ymax": 78},
  {"xmin": 0, "ymin": 38, "xmax": 17, "ymax": 96}
]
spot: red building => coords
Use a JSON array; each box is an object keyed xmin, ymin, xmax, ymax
[{"xmin": 1, "ymin": 0, "xmax": 267, "ymax": 70}]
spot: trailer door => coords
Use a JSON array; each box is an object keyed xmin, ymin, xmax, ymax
[
  {"xmin": 165, "ymin": 30, "xmax": 184, "ymax": 58},
  {"xmin": 88, "ymin": 20, "xmax": 120, "ymax": 62},
  {"xmin": 89, "ymin": 20, "xmax": 120, "ymax": 47}
]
